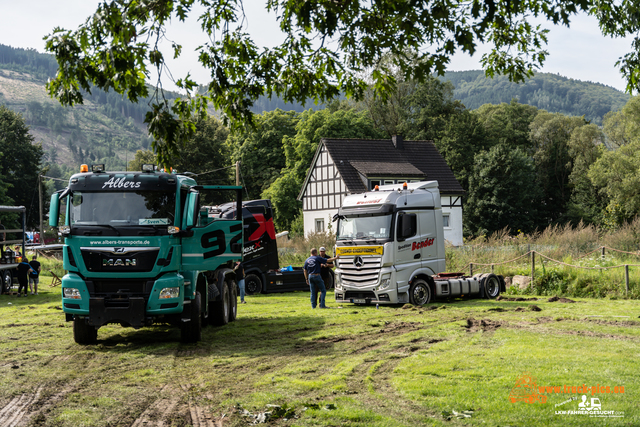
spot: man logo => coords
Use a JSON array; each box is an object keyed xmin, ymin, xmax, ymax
[
  {"xmin": 102, "ymin": 258, "xmax": 137, "ymax": 267},
  {"xmin": 353, "ymin": 256, "xmax": 364, "ymax": 268},
  {"xmin": 114, "ymin": 247, "xmax": 126, "ymax": 253}
]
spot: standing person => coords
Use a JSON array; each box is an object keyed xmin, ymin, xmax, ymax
[
  {"xmin": 29, "ymin": 254, "xmax": 41, "ymax": 295},
  {"xmin": 235, "ymin": 261, "xmax": 246, "ymax": 304},
  {"xmin": 16, "ymin": 259, "xmax": 36, "ymax": 297},
  {"xmin": 319, "ymin": 246, "xmax": 335, "ymax": 286},
  {"xmin": 303, "ymin": 248, "xmax": 339, "ymax": 309}
]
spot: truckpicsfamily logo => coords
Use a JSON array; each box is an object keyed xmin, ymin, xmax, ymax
[
  {"xmin": 510, "ymin": 373, "xmax": 547, "ymax": 404},
  {"xmin": 356, "ymin": 199, "xmax": 382, "ymax": 205},
  {"xmin": 101, "ymin": 176, "xmax": 142, "ymax": 189},
  {"xmin": 412, "ymin": 238, "xmax": 434, "ymax": 251},
  {"xmin": 336, "ymin": 246, "xmax": 384, "ymax": 256}
]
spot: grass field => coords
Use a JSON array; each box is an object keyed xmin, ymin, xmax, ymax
[{"xmin": 1, "ymin": 270, "xmax": 638, "ymax": 427}]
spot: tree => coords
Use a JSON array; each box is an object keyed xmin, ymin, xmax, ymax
[
  {"xmin": 565, "ymin": 124, "xmax": 606, "ymax": 224},
  {"xmin": 465, "ymin": 145, "xmax": 542, "ymax": 236},
  {"xmin": 0, "ymin": 106, "xmax": 44, "ymax": 228},
  {"xmin": 227, "ymin": 109, "xmax": 299, "ymax": 200},
  {"xmin": 263, "ymin": 107, "xmax": 384, "ymax": 231},
  {"xmin": 602, "ymin": 95, "xmax": 640, "ymax": 148},
  {"xmin": 529, "ymin": 112, "xmax": 587, "ymax": 224},
  {"xmin": 45, "ymin": 0, "xmax": 637, "ymax": 165},
  {"xmin": 474, "ymin": 100, "xmax": 539, "ymax": 152},
  {"xmin": 128, "ymin": 150, "xmax": 158, "ymax": 171},
  {"xmin": 588, "ymin": 139, "xmax": 640, "ymax": 226}
]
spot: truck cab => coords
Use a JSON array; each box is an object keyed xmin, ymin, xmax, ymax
[
  {"xmin": 333, "ymin": 181, "xmax": 446, "ymax": 305},
  {"xmin": 50, "ymin": 164, "xmax": 243, "ymax": 344}
]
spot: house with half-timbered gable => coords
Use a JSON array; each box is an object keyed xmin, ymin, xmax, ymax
[{"xmin": 297, "ymin": 136, "xmax": 465, "ymax": 246}]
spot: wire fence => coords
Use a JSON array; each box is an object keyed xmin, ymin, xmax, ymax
[{"xmin": 465, "ymin": 246, "xmax": 640, "ymax": 296}]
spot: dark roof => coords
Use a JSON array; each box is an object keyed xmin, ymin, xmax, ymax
[{"xmin": 319, "ymin": 138, "xmax": 464, "ymax": 195}]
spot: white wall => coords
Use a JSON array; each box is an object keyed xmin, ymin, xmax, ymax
[
  {"xmin": 442, "ymin": 205, "xmax": 463, "ymax": 246},
  {"xmin": 303, "ymin": 208, "xmax": 339, "ymax": 236}
]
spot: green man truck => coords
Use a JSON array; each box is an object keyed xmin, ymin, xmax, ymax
[{"xmin": 49, "ymin": 164, "xmax": 243, "ymax": 344}]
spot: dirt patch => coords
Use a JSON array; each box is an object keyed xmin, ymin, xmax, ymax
[
  {"xmin": 548, "ymin": 296, "xmax": 582, "ymax": 303},
  {"xmin": 581, "ymin": 318, "xmax": 640, "ymax": 327},
  {"xmin": 496, "ymin": 296, "xmax": 538, "ymax": 301},
  {"xmin": 487, "ymin": 307, "xmax": 507, "ymax": 312},
  {"xmin": 464, "ymin": 318, "xmax": 504, "ymax": 333},
  {"xmin": 379, "ymin": 322, "xmax": 422, "ymax": 334},
  {"xmin": 529, "ymin": 305, "xmax": 542, "ymax": 312}
]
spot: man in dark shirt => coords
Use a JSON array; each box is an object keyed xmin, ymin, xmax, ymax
[
  {"xmin": 29, "ymin": 254, "xmax": 41, "ymax": 295},
  {"xmin": 303, "ymin": 248, "xmax": 338, "ymax": 309},
  {"xmin": 319, "ymin": 247, "xmax": 334, "ymax": 286},
  {"xmin": 17, "ymin": 260, "xmax": 35, "ymax": 297}
]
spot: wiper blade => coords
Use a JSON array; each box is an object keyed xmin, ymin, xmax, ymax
[{"xmin": 84, "ymin": 224, "xmax": 121, "ymax": 236}]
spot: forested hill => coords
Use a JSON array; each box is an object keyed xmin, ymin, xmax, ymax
[{"xmin": 442, "ymin": 70, "xmax": 629, "ymax": 125}]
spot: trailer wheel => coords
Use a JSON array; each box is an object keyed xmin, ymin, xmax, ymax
[
  {"xmin": 484, "ymin": 274, "xmax": 501, "ymax": 299},
  {"xmin": 181, "ymin": 292, "xmax": 202, "ymax": 343},
  {"xmin": 229, "ymin": 280, "xmax": 238, "ymax": 322},
  {"xmin": 410, "ymin": 279, "xmax": 432, "ymax": 306},
  {"xmin": 2, "ymin": 270, "xmax": 12, "ymax": 294},
  {"xmin": 73, "ymin": 317, "xmax": 98, "ymax": 345},
  {"xmin": 245, "ymin": 274, "xmax": 262, "ymax": 295},
  {"xmin": 210, "ymin": 282, "xmax": 230, "ymax": 326}
]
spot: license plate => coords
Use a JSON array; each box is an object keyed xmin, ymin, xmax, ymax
[{"xmin": 352, "ymin": 299, "xmax": 366, "ymax": 304}]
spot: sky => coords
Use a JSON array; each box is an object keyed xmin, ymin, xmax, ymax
[{"xmin": 0, "ymin": 0, "xmax": 635, "ymax": 94}]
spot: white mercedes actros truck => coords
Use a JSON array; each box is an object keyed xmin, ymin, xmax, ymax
[{"xmin": 333, "ymin": 181, "xmax": 505, "ymax": 305}]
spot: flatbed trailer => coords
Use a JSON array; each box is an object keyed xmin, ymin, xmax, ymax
[{"xmin": 0, "ymin": 205, "xmax": 28, "ymax": 294}]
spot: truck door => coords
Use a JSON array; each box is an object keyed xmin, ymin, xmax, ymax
[
  {"xmin": 395, "ymin": 211, "xmax": 422, "ymax": 279},
  {"xmin": 181, "ymin": 186, "xmax": 243, "ymax": 272},
  {"xmin": 417, "ymin": 210, "xmax": 439, "ymax": 272}
]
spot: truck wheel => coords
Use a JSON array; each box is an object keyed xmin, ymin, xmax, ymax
[
  {"xmin": 410, "ymin": 279, "xmax": 432, "ymax": 306},
  {"xmin": 2, "ymin": 270, "xmax": 12, "ymax": 294},
  {"xmin": 229, "ymin": 280, "xmax": 238, "ymax": 322},
  {"xmin": 73, "ymin": 317, "xmax": 98, "ymax": 345},
  {"xmin": 210, "ymin": 282, "xmax": 230, "ymax": 326},
  {"xmin": 245, "ymin": 274, "xmax": 262, "ymax": 295},
  {"xmin": 323, "ymin": 272, "xmax": 334, "ymax": 290},
  {"xmin": 181, "ymin": 292, "xmax": 202, "ymax": 343},
  {"xmin": 484, "ymin": 274, "xmax": 501, "ymax": 299}
]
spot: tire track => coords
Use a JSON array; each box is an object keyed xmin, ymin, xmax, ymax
[
  {"xmin": 131, "ymin": 386, "xmax": 180, "ymax": 427},
  {"xmin": 0, "ymin": 385, "xmax": 43, "ymax": 427}
]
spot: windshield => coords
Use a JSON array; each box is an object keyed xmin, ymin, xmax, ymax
[
  {"xmin": 69, "ymin": 191, "xmax": 176, "ymax": 226},
  {"xmin": 337, "ymin": 214, "xmax": 392, "ymax": 240}
]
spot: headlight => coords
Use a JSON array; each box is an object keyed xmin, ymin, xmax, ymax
[
  {"xmin": 63, "ymin": 288, "xmax": 81, "ymax": 299},
  {"xmin": 377, "ymin": 276, "xmax": 391, "ymax": 291},
  {"xmin": 159, "ymin": 287, "xmax": 180, "ymax": 299}
]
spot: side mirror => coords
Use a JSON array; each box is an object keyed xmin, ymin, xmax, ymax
[
  {"xmin": 397, "ymin": 213, "xmax": 417, "ymax": 241},
  {"xmin": 184, "ymin": 191, "xmax": 199, "ymax": 229},
  {"xmin": 49, "ymin": 193, "xmax": 61, "ymax": 227}
]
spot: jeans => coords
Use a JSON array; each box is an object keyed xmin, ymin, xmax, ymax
[
  {"xmin": 309, "ymin": 274, "xmax": 326, "ymax": 308},
  {"xmin": 238, "ymin": 279, "xmax": 245, "ymax": 302}
]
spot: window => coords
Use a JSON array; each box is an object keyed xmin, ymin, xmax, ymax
[
  {"xmin": 370, "ymin": 180, "xmax": 380, "ymax": 190},
  {"xmin": 443, "ymin": 213, "xmax": 450, "ymax": 228},
  {"xmin": 384, "ymin": 180, "xmax": 395, "ymax": 185},
  {"xmin": 315, "ymin": 219, "xmax": 325, "ymax": 232}
]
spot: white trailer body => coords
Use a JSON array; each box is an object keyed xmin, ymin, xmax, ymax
[{"xmin": 333, "ymin": 181, "xmax": 503, "ymax": 305}]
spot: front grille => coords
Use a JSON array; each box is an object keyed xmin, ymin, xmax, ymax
[
  {"xmin": 338, "ymin": 256, "xmax": 381, "ymax": 287},
  {"xmin": 81, "ymin": 248, "xmax": 160, "ymax": 273},
  {"xmin": 345, "ymin": 291, "xmax": 377, "ymax": 300}
]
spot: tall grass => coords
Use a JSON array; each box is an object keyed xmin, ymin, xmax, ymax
[
  {"xmin": 278, "ymin": 231, "xmax": 336, "ymax": 267},
  {"xmin": 447, "ymin": 220, "xmax": 640, "ymax": 299}
]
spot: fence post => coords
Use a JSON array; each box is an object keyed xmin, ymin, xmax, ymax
[
  {"xmin": 531, "ymin": 251, "xmax": 535, "ymax": 285},
  {"xmin": 491, "ymin": 264, "xmax": 494, "ymax": 274},
  {"xmin": 625, "ymin": 265, "xmax": 629, "ymax": 296},
  {"xmin": 470, "ymin": 263, "xmax": 474, "ymax": 277},
  {"xmin": 602, "ymin": 246, "xmax": 606, "ymax": 260}
]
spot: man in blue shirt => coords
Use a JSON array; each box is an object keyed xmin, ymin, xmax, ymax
[{"xmin": 304, "ymin": 248, "xmax": 339, "ymax": 309}]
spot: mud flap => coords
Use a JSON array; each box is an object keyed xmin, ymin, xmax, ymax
[{"xmin": 89, "ymin": 297, "xmax": 146, "ymax": 328}]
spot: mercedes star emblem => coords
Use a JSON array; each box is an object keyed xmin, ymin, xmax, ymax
[{"xmin": 353, "ymin": 256, "xmax": 364, "ymax": 268}]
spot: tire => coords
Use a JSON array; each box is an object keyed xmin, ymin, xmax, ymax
[
  {"xmin": 484, "ymin": 274, "xmax": 501, "ymax": 299},
  {"xmin": 244, "ymin": 274, "xmax": 262, "ymax": 295},
  {"xmin": 209, "ymin": 282, "xmax": 230, "ymax": 326},
  {"xmin": 181, "ymin": 292, "xmax": 202, "ymax": 343},
  {"xmin": 228, "ymin": 280, "xmax": 238, "ymax": 322},
  {"xmin": 73, "ymin": 317, "xmax": 98, "ymax": 345},
  {"xmin": 2, "ymin": 271, "xmax": 11, "ymax": 294},
  {"xmin": 409, "ymin": 279, "xmax": 432, "ymax": 306},
  {"xmin": 323, "ymin": 271, "xmax": 334, "ymax": 290}
]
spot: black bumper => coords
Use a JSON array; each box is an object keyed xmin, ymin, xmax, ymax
[{"xmin": 88, "ymin": 297, "xmax": 146, "ymax": 328}]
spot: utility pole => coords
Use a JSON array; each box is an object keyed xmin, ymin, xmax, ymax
[
  {"xmin": 38, "ymin": 174, "xmax": 43, "ymax": 243},
  {"xmin": 235, "ymin": 161, "xmax": 241, "ymax": 186}
]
